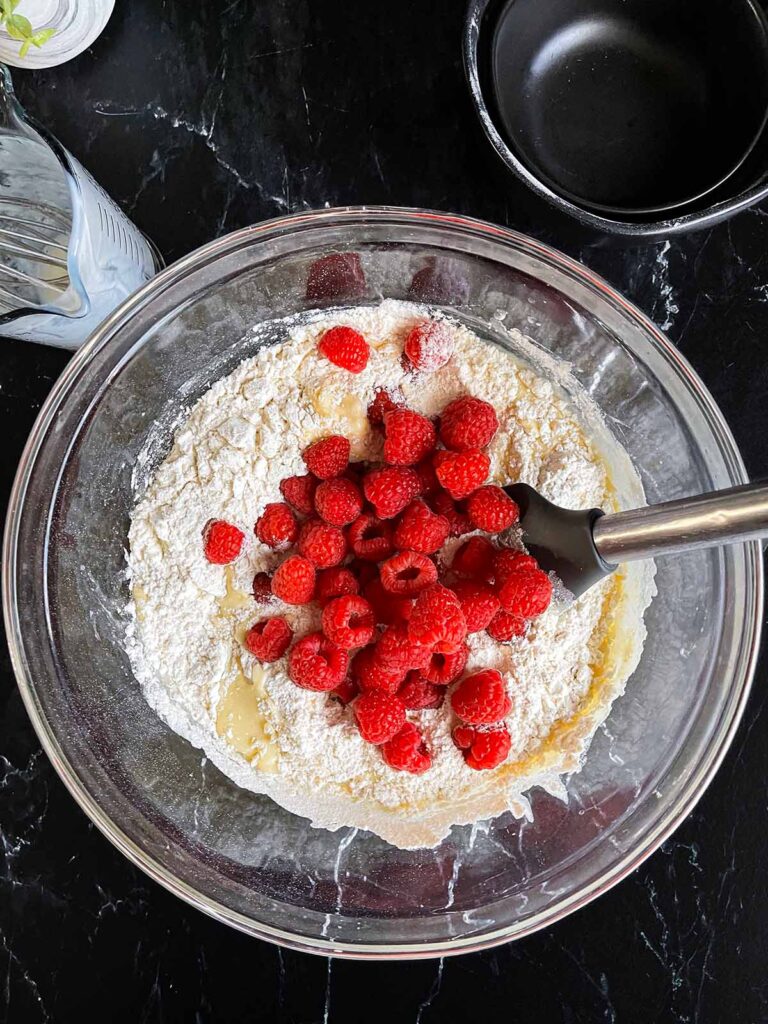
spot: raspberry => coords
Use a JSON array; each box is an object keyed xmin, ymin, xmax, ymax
[
  {"xmin": 393, "ymin": 499, "xmax": 450, "ymax": 554},
  {"xmin": 450, "ymin": 580, "xmax": 500, "ymax": 633},
  {"xmin": 453, "ymin": 724, "xmax": 511, "ymax": 770},
  {"xmin": 288, "ymin": 631, "xmax": 348, "ymax": 691},
  {"xmin": 363, "ymin": 578, "xmax": 414, "ymax": 626},
  {"xmin": 297, "ymin": 519, "xmax": 347, "ymax": 568},
  {"xmin": 255, "ymin": 502, "xmax": 298, "ymax": 549},
  {"xmin": 316, "ymin": 566, "xmax": 359, "ymax": 605},
  {"xmin": 280, "ymin": 474, "xmax": 317, "ymax": 516},
  {"xmin": 348, "ymin": 513, "xmax": 394, "ymax": 562},
  {"xmin": 439, "ymin": 396, "xmax": 499, "ymax": 451},
  {"xmin": 487, "ymin": 609, "xmax": 526, "ymax": 642},
  {"xmin": 428, "ymin": 491, "xmax": 472, "ymax": 536},
  {"xmin": 305, "ymin": 252, "xmax": 366, "ymax": 301},
  {"xmin": 382, "ymin": 722, "xmax": 432, "ymax": 773},
  {"xmin": 451, "ymin": 669, "xmax": 511, "ymax": 724},
  {"xmin": 374, "ymin": 623, "xmax": 431, "ymax": 672},
  {"xmin": 303, "ymin": 435, "xmax": 350, "ymax": 480},
  {"xmin": 403, "ymin": 320, "xmax": 454, "ymax": 373},
  {"xmin": 408, "ymin": 584, "xmax": 467, "ymax": 654},
  {"xmin": 314, "ymin": 477, "xmax": 363, "ymax": 527},
  {"xmin": 367, "ymin": 387, "xmax": 402, "ymax": 429},
  {"xmin": 398, "ymin": 672, "xmax": 445, "ymax": 710},
  {"xmin": 203, "ymin": 519, "xmax": 244, "ymax": 564},
  {"xmin": 380, "ymin": 550, "xmax": 438, "ymax": 596},
  {"xmin": 244, "ymin": 617, "xmax": 293, "ymax": 662},
  {"xmin": 383, "ymin": 409, "xmax": 436, "ymax": 466},
  {"xmin": 318, "ymin": 325, "xmax": 370, "ymax": 373},
  {"xmin": 422, "ymin": 642, "xmax": 469, "ymax": 685},
  {"xmin": 451, "ymin": 536, "xmax": 496, "ymax": 580},
  {"xmin": 492, "ymin": 549, "xmax": 537, "ymax": 585},
  {"xmin": 354, "ymin": 689, "xmax": 406, "ymax": 744},
  {"xmin": 330, "ymin": 677, "xmax": 359, "ymax": 705},
  {"xmin": 363, "ymin": 466, "xmax": 420, "ymax": 519},
  {"xmin": 433, "ymin": 449, "xmax": 490, "ymax": 500},
  {"xmin": 271, "ymin": 555, "xmax": 316, "ymax": 605},
  {"xmin": 467, "ymin": 486, "xmax": 519, "ymax": 533},
  {"xmin": 414, "ymin": 458, "xmax": 440, "ymax": 497},
  {"xmin": 497, "ymin": 568, "xmax": 553, "ymax": 619},
  {"xmin": 252, "ymin": 571, "xmax": 274, "ymax": 603},
  {"xmin": 322, "ymin": 595, "xmax": 375, "ymax": 650},
  {"xmin": 351, "ymin": 647, "xmax": 405, "ymax": 694}
]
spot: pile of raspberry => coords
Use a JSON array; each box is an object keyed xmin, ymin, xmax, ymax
[{"xmin": 202, "ymin": 320, "xmax": 553, "ymax": 776}]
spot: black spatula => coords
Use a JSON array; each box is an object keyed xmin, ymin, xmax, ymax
[{"xmin": 504, "ymin": 481, "xmax": 768, "ymax": 598}]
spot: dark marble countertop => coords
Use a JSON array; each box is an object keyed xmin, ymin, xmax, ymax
[{"xmin": 1, "ymin": 1, "xmax": 767, "ymax": 1020}]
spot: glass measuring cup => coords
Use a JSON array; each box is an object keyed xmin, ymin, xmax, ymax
[{"xmin": 0, "ymin": 64, "xmax": 161, "ymax": 348}]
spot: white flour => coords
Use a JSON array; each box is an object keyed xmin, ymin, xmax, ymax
[{"xmin": 126, "ymin": 300, "xmax": 653, "ymax": 848}]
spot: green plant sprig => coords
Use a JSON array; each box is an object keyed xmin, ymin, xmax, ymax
[{"xmin": 0, "ymin": 0, "xmax": 56, "ymax": 58}]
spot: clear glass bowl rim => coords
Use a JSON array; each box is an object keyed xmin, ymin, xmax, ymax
[{"xmin": 2, "ymin": 206, "xmax": 763, "ymax": 958}]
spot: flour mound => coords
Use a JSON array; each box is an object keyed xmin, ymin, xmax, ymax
[{"xmin": 126, "ymin": 300, "xmax": 652, "ymax": 849}]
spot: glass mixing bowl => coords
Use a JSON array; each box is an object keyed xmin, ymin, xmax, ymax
[{"xmin": 3, "ymin": 208, "xmax": 762, "ymax": 957}]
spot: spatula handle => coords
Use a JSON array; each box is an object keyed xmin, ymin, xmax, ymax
[{"xmin": 592, "ymin": 481, "xmax": 768, "ymax": 564}]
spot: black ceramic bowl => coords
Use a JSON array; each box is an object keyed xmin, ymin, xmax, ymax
[{"xmin": 465, "ymin": 0, "xmax": 768, "ymax": 237}]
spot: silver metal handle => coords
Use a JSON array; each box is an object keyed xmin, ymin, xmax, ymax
[{"xmin": 592, "ymin": 481, "xmax": 768, "ymax": 564}]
